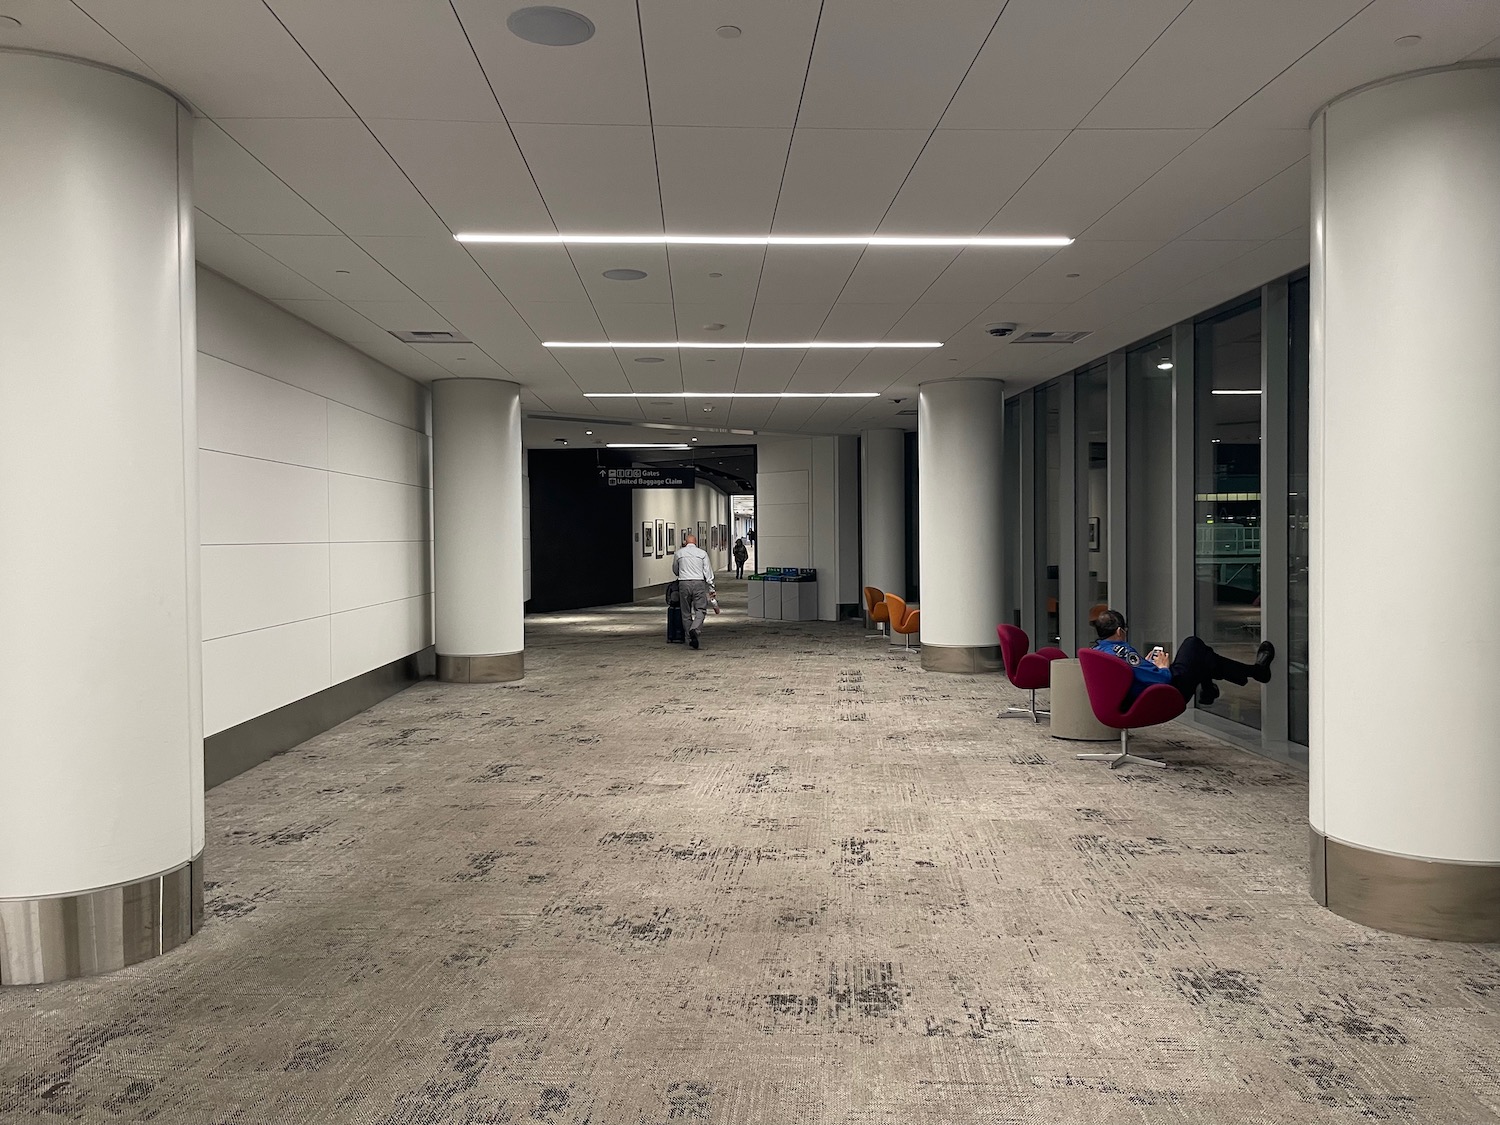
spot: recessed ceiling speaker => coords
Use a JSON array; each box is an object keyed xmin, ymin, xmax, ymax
[
  {"xmin": 635, "ymin": 356, "xmax": 665, "ymax": 364},
  {"xmin": 602, "ymin": 268, "xmax": 647, "ymax": 281},
  {"xmin": 507, "ymin": 6, "xmax": 596, "ymax": 46}
]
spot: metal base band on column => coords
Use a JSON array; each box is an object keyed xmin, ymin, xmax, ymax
[
  {"xmin": 0, "ymin": 853, "xmax": 204, "ymax": 986},
  {"xmin": 438, "ymin": 652, "xmax": 524, "ymax": 683},
  {"xmin": 1310, "ymin": 827, "xmax": 1500, "ymax": 942},
  {"xmin": 920, "ymin": 644, "xmax": 1003, "ymax": 674}
]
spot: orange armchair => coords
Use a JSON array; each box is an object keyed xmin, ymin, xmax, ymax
[
  {"xmin": 884, "ymin": 593, "xmax": 921, "ymax": 648},
  {"xmin": 864, "ymin": 586, "xmax": 890, "ymax": 635}
]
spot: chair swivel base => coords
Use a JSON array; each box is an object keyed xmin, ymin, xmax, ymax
[
  {"xmin": 998, "ymin": 688, "xmax": 1048, "ymax": 723},
  {"xmin": 1075, "ymin": 749, "xmax": 1166, "ymax": 769},
  {"xmin": 1075, "ymin": 731, "xmax": 1167, "ymax": 768}
]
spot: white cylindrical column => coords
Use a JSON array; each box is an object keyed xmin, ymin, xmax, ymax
[
  {"xmin": 0, "ymin": 54, "xmax": 202, "ymax": 984},
  {"xmin": 917, "ymin": 379, "xmax": 1006, "ymax": 673},
  {"xmin": 861, "ymin": 430, "xmax": 906, "ymax": 609},
  {"xmin": 1310, "ymin": 63, "xmax": 1500, "ymax": 941},
  {"xmin": 432, "ymin": 378, "xmax": 526, "ymax": 682}
]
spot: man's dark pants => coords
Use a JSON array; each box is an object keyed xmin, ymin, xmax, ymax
[{"xmin": 1167, "ymin": 636, "xmax": 1259, "ymax": 702}]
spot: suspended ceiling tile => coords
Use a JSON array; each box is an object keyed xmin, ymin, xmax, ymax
[
  {"xmin": 408, "ymin": 342, "xmax": 512, "ymax": 379},
  {"xmin": 746, "ymin": 302, "xmax": 839, "ymax": 343},
  {"xmin": 79, "ymin": 0, "xmax": 351, "ymax": 117},
  {"xmin": 194, "ymin": 121, "xmax": 340, "ymax": 236},
  {"xmin": 1182, "ymin": 158, "xmax": 1311, "ymax": 242},
  {"xmin": 1081, "ymin": 0, "xmax": 1372, "ymax": 129},
  {"xmin": 195, "ymin": 212, "xmax": 330, "ymax": 301},
  {"xmin": 655, "ymin": 127, "xmax": 791, "ymax": 234},
  {"xmin": 221, "ymin": 118, "xmax": 448, "ymax": 236},
  {"xmin": 0, "ymin": 0, "xmax": 161, "ymax": 77},
  {"xmin": 666, "ymin": 246, "xmax": 766, "ymax": 305},
  {"xmin": 998, "ymin": 240, "xmax": 1160, "ymax": 304},
  {"xmin": 367, "ymin": 119, "xmax": 553, "ymax": 234},
  {"xmin": 455, "ymin": 0, "xmax": 649, "ymax": 125},
  {"xmin": 571, "ymin": 245, "xmax": 675, "ymax": 306},
  {"xmin": 796, "ymin": 0, "xmax": 1001, "ymax": 129},
  {"xmin": 880, "ymin": 130, "xmax": 1068, "ymax": 234},
  {"xmin": 354, "ymin": 236, "xmax": 505, "ymax": 303},
  {"xmin": 640, "ymin": 0, "xmax": 820, "ymax": 128},
  {"xmin": 985, "ymin": 128, "xmax": 1202, "ymax": 237},
  {"xmin": 919, "ymin": 247, "xmax": 1057, "ymax": 304},
  {"xmin": 1083, "ymin": 127, "xmax": 1310, "ymax": 242},
  {"xmin": 246, "ymin": 235, "xmax": 417, "ymax": 302},
  {"xmin": 944, "ymin": 0, "xmax": 1194, "ymax": 130},
  {"xmin": 755, "ymin": 246, "xmax": 864, "ymax": 305},
  {"xmin": 468, "ymin": 245, "xmax": 590, "ymax": 304},
  {"xmin": 838, "ymin": 249, "xmax": 964, "ymax": 306},
  {"xmin": 773, "ymin": 129, "xmax": 929, "ymax": 234},
  {"xmin": 673, "ymin": 303, "xmax": 755, "ymax": 344},
  {"xmin": 887, "ymin": 301, "xmax": 993, "ymax": 342},
  {"xmin": 510, "ymin": 123, "xmax": 663, "ymax": 230},
  {"xmin": 344, "ymin": 299, "xmax": 453, "ymax": 333},
  {"xmin": 266, "ymin": 0, "xmax": 502, "ymax": 122},
  {"xmin": 592, "ymin": 303, "xmax": 678, "ymax": 341}
]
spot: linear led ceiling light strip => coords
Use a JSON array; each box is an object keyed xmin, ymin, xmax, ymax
[
  {"xmin": 586, "ymin": 392, "xmax": 879, "ymax": 399},
  {"xmin": 456, "ymin": 233, "xmax": 1072, "ymax": 247},
  {"xmin": 547, "ymin": 340, "xmax": 937, "ymax": 349}
]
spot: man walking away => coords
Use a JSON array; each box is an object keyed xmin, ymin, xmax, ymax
[
  {"xmin": 672, "ymin": 531, "xmax": 716, "ymax": 649},
  {"xmin": 732, "ymin": 537, "xmax": 749, "ymax": 579}
]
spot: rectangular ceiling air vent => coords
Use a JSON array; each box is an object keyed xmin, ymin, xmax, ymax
[
  {"xmin": 896, "ymin": 409, "xmax": 916, "ymax": 416},
  {"xmin": 390, "ymin": 329, "xmax": 471, "ymax": 344},
  {"xmin": 1013, "ymin": 330, "xmax": 1091, "ymax": 344}
]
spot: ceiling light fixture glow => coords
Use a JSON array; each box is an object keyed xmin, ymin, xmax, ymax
[
  {"xmin": 586, "ymin": 392, "xmax": 880, "ymax": 399},
  {"xmin": 1211, "ymin": 389, "xmax": 1262, "ymax": 395},
  {"xmin": 1156, "ymin": 360, "xmax": 1174, "ymax": 370},
  {"xmin": 549, "ymin": 340, "xmax": 939, "ymax": 350},
  {"xmin": 456, "ymin": 233, "xmax": 1072, "ymax": 248}
]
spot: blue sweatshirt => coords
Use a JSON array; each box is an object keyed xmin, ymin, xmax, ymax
[{"xmin": 1094, "ymin": 639, "xmax": 1172, "ymax": 696}]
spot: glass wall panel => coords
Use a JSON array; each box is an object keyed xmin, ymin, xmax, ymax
[
  {"xmin": 1194, "ymin": 300, "xmax": 1263, "ymax": 728},
  {"xmin": 1002, "ymin": 396, "xmax": 1021, "ymax": 627},
  {"xmin": 1078, "ymin": 363, "xmax": 1109, "ymax": 649},
  {"xmin": 1035, "ymin": 381, "xmax": 1061, "ymax": 645},
  {"xmin": 1288, "ymin": 277, "xmax": 1311, "ymax": 744},
  {"xmin": 1126, "ymin": 336, "xmax": 1175, "ymax": 653}
]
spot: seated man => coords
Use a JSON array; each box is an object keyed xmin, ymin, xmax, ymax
[{"xmin": 1091, "ymin": 608, "xmax": 1274, "ymax": 707}]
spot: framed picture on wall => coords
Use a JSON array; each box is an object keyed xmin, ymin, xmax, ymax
[
  {"xmin": 655, "ymin": 519, "xmax": 665, "ymax": 559},
  {"xmin": 1088, "ymin": 516, "xmax": 1101, "ymax": 552},
  {"xmin": 681, "ymin": 526, "xmax": 689, "ymax": 547},
  {"xmin": 698, "ymin": 521, "xmax": 708, "ymax": 548},
  {"xmin": 665, "ymin": 523, "xmax": 676, "ymax": 554},
  {"xmin": 641, "ymin": 521, "xmax": 652, "ymax": 556},
  {"xmin": 720, "ymin": 524, "xmax": 729, "ymax": 549}
]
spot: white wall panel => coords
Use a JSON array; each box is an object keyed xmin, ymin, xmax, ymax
[
  {"xmin": 328, "ymin": 401, "xmax": 424, "ymax": 486},
  {"xmin": 331, "ymin": 541, "xmax": 431, "ymax": 614},
  {"xmin": 197, "ymin": 271, "xmax": 433, "ymax": 738},
  {"xmin": 200, "ymin": 450, "xmax": 329, "ymax": 545},
  {"xmin": 202, "ymin": 543, "xmax": 331, "ymax": 641},
  {"xmin": 330, "ymin": 475, "xmax": 428, "ymax": 543},
  {"xmin": 199, "ymin": 354, "xmax": 328, "ymax": 469},
  {"xmin": 331, "ymin": 595, "xmax": 432, "ymax": 684},
  {"xmin": 202, "ymin": 616, "xmax": 333, "ymax": 736}
]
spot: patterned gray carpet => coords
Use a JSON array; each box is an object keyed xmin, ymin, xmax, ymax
[{"xmin": 3, "ymin": 584, "xmax": 1498, "ymax": 1124}]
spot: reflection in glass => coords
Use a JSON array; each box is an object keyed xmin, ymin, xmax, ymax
[
  {"xmin": 1078, "ymin": 364, "xmax": 1108, "ymax": 650},
  {"xmin": 1126, "ymin": 336, "xmax": 1174, "ymax": 654},
  {"xmin": 1288, "ymin": 277, "xmax": 1311, "ymax": 744},
  {"xmin": 1036, "ymin": 382, "xmax": 1061, "ymax": 645},
  {"xmin": 1194, "ymin": 301, "xmax": 1263, "ymax": 728}
]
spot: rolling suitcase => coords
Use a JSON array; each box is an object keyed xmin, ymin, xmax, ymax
[{"xmin": 665, "ymin": 581, "xmax": 686, "ymax": 643}]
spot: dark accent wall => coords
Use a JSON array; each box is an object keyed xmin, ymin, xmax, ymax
[{"xmin": 528, "ymin": 449, "xmax": 635, "ymax": 612}]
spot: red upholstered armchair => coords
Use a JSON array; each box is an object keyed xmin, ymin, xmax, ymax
[
  {"xmin": 997, "ymin": 624, "xmax": 1067, "ymax": 723},
  {"xmin": 1074, "ymin": 648, "xmax": 1187, "ymax": 769}
]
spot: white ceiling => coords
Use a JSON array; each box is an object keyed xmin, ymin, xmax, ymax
[{"xmin": 10, "ymin": 1, "xmax": 1499, "ymax": 436}]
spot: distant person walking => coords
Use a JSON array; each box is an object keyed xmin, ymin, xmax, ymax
[
  {"xmin": 672, "ymin": 531, "xmax": 717, "ymax": 649},
  {"xmin": 732, "ymin": 537, "xmax": 749, "ymax": 579}
]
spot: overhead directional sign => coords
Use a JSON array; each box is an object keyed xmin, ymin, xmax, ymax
[{"xmin": 600, "ymin": 466, "xmax": 695, "ymax": 489}]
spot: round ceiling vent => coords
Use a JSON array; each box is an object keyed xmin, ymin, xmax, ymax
[
  {"xmin": 702, "ymin": 322, "xmax": 725, "ymax": 331},
  {"xmin": 507, "ymin": 6, "xmax": 596, "ymax": 47},
  {"xmin": 602, "ymin": 268, "xmax": 647, "ymax": 281},
  {"xmin": 716, "ymin": 25, "xmax": 742, "ymax": 39},
  {"xmin": 635, "ymin": 356, "xmax": 665, "ymax": 364}
]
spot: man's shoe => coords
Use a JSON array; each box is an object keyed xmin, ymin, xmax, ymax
[
  {"xmin": 689, "ymin": 629, "xmax": 700, "ymax": 649},
  {"xmin": 1253, "ymin": 641, "xmax": 1275, "ymax": 682},
  {"xmin": 1198, "ymin": 681, "xmax": 1220, "ymax": 707}
]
